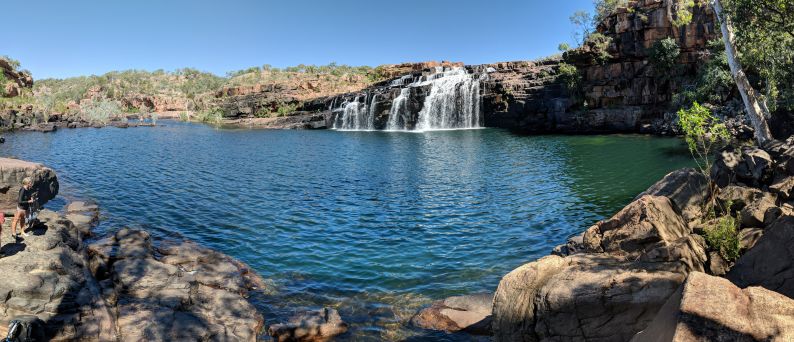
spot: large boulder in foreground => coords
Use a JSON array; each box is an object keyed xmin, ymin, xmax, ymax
[
  {"xmin": 727, "ymin": 216, "xmax": 794, "ymax": 297},
  {"xmin": 411, "ymin": 293, "xmax": 493, "ymax": 335},
  {"xmin": 493, "ymin": 195, "xmax": 707, "ymax": 341},
  {"xmin": 633, "ymin": 272, "xmax": 794, "ymax": 341},
  {"xmin": 0, "ymin": 158, "xmax": 59, "ymax": 212}
]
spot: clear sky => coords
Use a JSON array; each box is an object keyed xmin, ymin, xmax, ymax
[{"xmin": 5, "ymin": 0, "xmax": 594, "ymax": 79}]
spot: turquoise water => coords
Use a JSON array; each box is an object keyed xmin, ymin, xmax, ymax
[{"xmin": 0, "ymin": 122, "xmax": 693, "ymax": 340}]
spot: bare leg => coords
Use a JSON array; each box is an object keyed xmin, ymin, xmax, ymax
[{"xmin": 11, "ymin": 211, "xmax": 23, "ymax": 237}]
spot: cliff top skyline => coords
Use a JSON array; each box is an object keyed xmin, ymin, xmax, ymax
[{"xmin": 6, "ymin": 0, "xmax": 591, "ymax": 79}]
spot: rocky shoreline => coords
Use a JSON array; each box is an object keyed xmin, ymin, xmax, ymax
[{"xmin": 409, "ymin": 138, "xmax": 794, "ymax": 341}]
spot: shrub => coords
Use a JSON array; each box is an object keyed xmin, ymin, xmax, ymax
[
  {"xmin": 81, "ymin": 99, "xmax": 122, "ymax": 124},
  {"xmin": 677, "ymin": 102, "xmax": 730, "ymax": 174},
  {"xmin": 704, "ymin": 213, "xmax": 740, "ymax": 261},
  {"xmin": 558, "ymin": 43, "xmax": 571, "ymax": 52},
  {"xmin": 196, "ymin": 108, "xmax": 223, "ymax": 124},
  {"xmin": 649, "ymin": 38, "xmax": 681, "ymax": 79},
  {"xmin": 557, "ymin": 63, "xmax": 583, "ymax": 101},
  {"xmin": 586, "ymin": 33, "xmax": 613, "ymax": 65},
  {"xmin": 178, "ymin": 111, "xmax": 189, "ymax": 121}
]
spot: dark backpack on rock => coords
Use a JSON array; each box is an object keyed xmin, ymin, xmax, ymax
[{"xmin": 4, "ymin": 316, "xmax": 44, "ymax": 342}]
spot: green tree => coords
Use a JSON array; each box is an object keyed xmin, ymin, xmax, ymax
[
  {"xmin": 677, "ymin": 102, "xmax": 730, "ymax": 175},
  {"xmin": 570, "ymin": 10, "xmax": 594, "ymax": 45}
]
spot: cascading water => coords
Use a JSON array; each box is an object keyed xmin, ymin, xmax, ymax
[
  {"xmin": 386, "ymin": 88, "xmax": 410, "ymax": 131},
  {"xmin": 333, "ymin": 97, "xmax": 369, "ymax": 130},
  {"xmin": 415, "ymin": 67, "xmax": 481, "ymax": 130},
  {"xmin": 332, "ymin": 66, "xmax": 483, "ymax": 131}
]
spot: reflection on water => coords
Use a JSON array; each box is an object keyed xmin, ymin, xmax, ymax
[{"xmin": 0, "ymin": 122, "xmax": 693, "ymax": 340}]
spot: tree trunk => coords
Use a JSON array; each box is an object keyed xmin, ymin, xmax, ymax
[{"xmin": 712, "ymin": 0, "xmax": 774, "ymax": 145}]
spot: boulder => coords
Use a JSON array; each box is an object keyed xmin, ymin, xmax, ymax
[
  {"xmin": 728, "ymin": 216, "xmax": 794, "ymax": 298},
  {"xmin": 632, "ymin": 272, "xmax": 794, "ymax": 341},
  {"xmin": 583, "ymin": 195, "xmax": 690, "ymax": 258},
  {"xmin": 493, "ymin": 193, "xmax": 708, "ymax": 342},
  {"xmin": 716, "ymin": 185, "xmax": 777, "ymax": 228},
  {"xmin": 551, "ymin": 233, "xmax": 584, "ymax": 256},
  {"xmin": 739, "ymin": 192, "xmax": 777, "ymax": 228},
  {"xmin": 493, "ymin": 254, "xmax": 697, "ymax": 342},
  {"xmin": 638, "ymin": 168, "xmax": 709, "ymax": 222},
  {"xmin": 268, "ymin": 307, "xmax": 348, "ymax": 342},
  {"xmin": 770, "ymin": 176, "xmax": 794, "ymax": 200},
  {"xmin": 711, "ymin": 147, "xmax": 773, "ymax": 187},
  {"xmin": 411, "ymin": 293, "xmax": 493, "ymax": 335},
  {"xmin": 0, "ymin": 158, "xmax": 59, "ymax": 213}
]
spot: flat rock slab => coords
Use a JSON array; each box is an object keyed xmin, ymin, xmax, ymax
[{"xmin": 89, "ymin": 228, "xmax": 265, "ymax": 341}]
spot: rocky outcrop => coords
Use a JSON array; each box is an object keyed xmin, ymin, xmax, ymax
[
  {"xmin": 0, "ymin": 158, "xmax": 59, "ymax": 213},
  {"xmin": 0, "ymin": 158, "xmax": 266, "ymax": 340},
  {"xmin": 86, "ymin": 228, "xmax": 265, "ymax": 341},
  {"xmin": 411, "ymin": 293, "xmax": 493, "ymax": 335},
  {"xmin": 492, "ymin": 195, "xmax": 707, "ymax": 341},
  {"xmin": 633, "ymin": 272, "xmax": 794, "ymax": 341},
  {"xmin": 1, "ymin": 58, "xmax": 33, "ymax": 99}
]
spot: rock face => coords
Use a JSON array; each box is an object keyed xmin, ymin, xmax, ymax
[
  {"xmin": 492, "ymin": 194, "xmax": 707, "ymax": 342},
  {"xmin": 0, "ymin": 158, "xmax": 59, "ymax": 213},
  {"xmin": 411, "ymin": 293, "xmax": 493, "ymax": 335},
  {"xmin": 268, "ymin": 307, "xmax": 348, "ymax": 342},
  {"xmin": 87, "ymin": 228, "xmax": 265, "ymax": 341},
  {"xmin": 633, "ymin": 272, "xmax": 794, "ymax": 341},
  {"xmin": 637, "ymin": 168, "xmax": 709, "ymax": 222},
  {"xmin": 727, "ymin": 216, "xmax": 794, "ymax": 298},
  {"xmin": 0, "ymin": 57, "xmax": 33, "ymax": 99}
]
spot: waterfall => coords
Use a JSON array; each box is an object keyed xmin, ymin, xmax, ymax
[
  {"xmin": 333, "ymin": 66, "xmax": 483, "ymax": 131},
  {"xmin": 333, "ymin": 97, "xmax": 367, "ymax": 130},
  {"xmin": 415, "ymin": 67, "xmax": 481, "ymax": 130},
  {"xmin": 386, "ymin": 88, "xmax": 410, "ymax": 131}
]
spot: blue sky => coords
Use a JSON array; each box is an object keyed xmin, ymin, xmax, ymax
[{"xmin": 5, "ymin": 0, "xmax": 594, "ymax": 79}]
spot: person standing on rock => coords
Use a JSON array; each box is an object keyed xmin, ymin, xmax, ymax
[{"xmin": 10, "ymin": 177, "xmax": 35, "ymax": 239}]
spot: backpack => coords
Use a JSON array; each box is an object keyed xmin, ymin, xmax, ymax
[{"xmin": 4, "ymin": 316, "xmax": 44, "ymax": 342}]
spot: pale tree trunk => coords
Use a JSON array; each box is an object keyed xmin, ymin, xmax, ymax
[{"xmin": 712, "ymin": 0, "xmax": 774, "ymax": 145}]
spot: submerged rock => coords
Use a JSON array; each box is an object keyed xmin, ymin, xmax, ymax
[
  {"xmin": 633, "ymin": 272, "xmax": 794, "ymax": 341},
  {"xmin": 411, "ymin": 293, "xmax": 493, "ymax": 335},
  {"xmin": 268, "ymin": 307, "xmax": 348, "ymax": 342}
]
